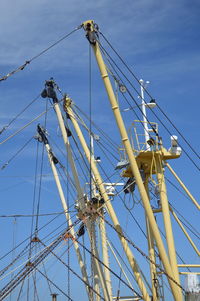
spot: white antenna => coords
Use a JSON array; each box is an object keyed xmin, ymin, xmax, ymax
[{"xmin": 139, "ymin": 79, "xmax": 150, "ymax": 149}]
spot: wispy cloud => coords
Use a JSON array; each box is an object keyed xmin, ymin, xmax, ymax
[
  {"xmin": 0, "ymin": 0, "xmax": 196, "ymax": 68},
  {"xmin": 0, "ymin": 1, "xmax": 199, "ymax": 157}
]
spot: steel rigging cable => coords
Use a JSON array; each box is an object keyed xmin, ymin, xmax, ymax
[
  {"xmin": 75, "ymin": 107, "xmax": 119, "ymax": 156},
  {"xmin": 95, "ymin": 154, "xmax": 193, "ymax": 273},
  {"xmin": 99, "ymin": 31, "xmax": 200, "ymax": 161},
  {"xmin": 0, "ymin": 224, "xmax": 81, "ymax": 301},
  {"xmin": 39, "ymin": 241, "xmax": 106, "ymax": 301},
  {"xmin": 1, "ymin": 137, "xmax": 33, "ymax": 170},
  {"xmin": 98, "ymin": 41, "xmax": 200, "ymax": 171},
  {"xmin": 0, "ymin": 27, "xmax": 81, "ymax": 82},
  {"xmin": 148, "ymin": 180, "xmax": 200, "ymax": 238},
  {"xmin": 36, "ymin": 268, "xmax": 74, "ymax": 301},
  {"xmin": 94, "ymin": 149, "xmax": 196, "ymax": 272},
  {"xmin": 76, "ymin": 239, "xmax": 143, "ymax": 299},
  {"xmin": 34, "ymin": 101, "xmax": 48, "ymax": 235},
  {"xmin": 0, "ymin": 94, "xmax": 40, "ymax": 136},
  {"xmin": 0, "ymin": 205, "xmax": 77, "ymax": 263},
  {"xmin": 73, "ymin": 104, "xmax": 119, "ymax": 152},
  {"xmin": 99, "ymin": 214, "xmax": 186, "ymax": 294}
]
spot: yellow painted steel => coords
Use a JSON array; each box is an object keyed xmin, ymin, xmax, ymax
[
  {"xmin": 66, "ymin": 102, "xmax": 151, "ymax": 301},
  {"xmin": 179, "ymin": 272, "xmax": 200, "ymax": 275},
  {"xmin": 82, "ymin": 20, "xmax": 182, "ymax": 301},
  {"xmin": 145, "ymin": 178, "xmax": 159, "ymax": 301},
  {"xmin": 178, "ymin": 265, "xmax": 200, "ymax": 268},
  {"xmin": 107, "ymin": 240, "xmax": 136, "ymax": 292},
  {"xmin": 155, "ymin": 153, "xmax": 181, "ymax": 298},
  {"xmin": 44, "ymin": 142, "xmax": 92, "ymax": 300},
  {"xmin": 99, "ymin": 214, "xmax": 113, "ymax": 299},
  {"xmin": 122, "ymin": 149, "xmax": 180, "ymax": 177},
  {"xmin": 170, "ymin": 207, "xmax": 200, "ymax": 256},
  {"xmin": 166, "ymin": 163, "xmax": 200, "ymax": 210},
  {"xmin": 90, "ymin": 221, "xmax": 101, "ymax": 301},
  {"xmin": 53, "ymin": 102, "xmax": 83, "ymax": 203},
  {"xmin": 159, "ymin": 272, "xmax": 200, "ymax": 275},
  {"xmin": 152, "ymin": 208, "xmax": 162, "ymax": 213},
  {"xmin": 54, "ymin": 101, "xmax": 110, "ymax": 301}
]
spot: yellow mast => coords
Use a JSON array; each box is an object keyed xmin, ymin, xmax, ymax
[
  {"xmin": 144, "ymin": 177, "xmax": 159, "ymax": 301},
  {"xmin": 82, "ymin": 19, "xmax": 183, "ymax": 301},
  {"xmin": 65, "ymin": 98, "xmax": 151, "ymax": 301}
]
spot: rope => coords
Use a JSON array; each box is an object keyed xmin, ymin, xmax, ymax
[
  {"xmin": 98, "ymin": 35, "xmax": 200, "ymax": 171},
  {"xmin": 0, "ymin": 110, "xmax": 47, "ymax": 145},
  {"xmin": 0, "ymin": 244, "xmax": 30, "ymax": 278},
  {"xmin": 99, "ymin": 31, "xmax": 200, "ymax": 161},
  {"xmin": 99, "ymin": 213, "xmax": 186, "ymax": 294},
  {"xmin": 72, "ymin": 107, "xmax": 119, "ymax": 161},
  {"xmin": 0, "ymin": 27, "xmax": 81, "ymax": 82},
  {"xmin": 0, "ymin": 223, "xmax": 80, "ymax": 300},
  {"xmin": 76, "ymin": 239, "xmax": 142, "ymax": 299},
  {"xmin": 0, "ymin": 95, "xmax": 40, "ymax": 135},
  {"xmin": 73, "ymin": 104, "xmax": 119, "ymax": 153},
  {"xmin": 148, "ymin": 181, "xmax": 200, "ymax": 238},
  {"xmin": 0, "ymin": 211, "xmax": 76, "ymax": 218},
  {"xmin": 99, "ymin": 42, "xmax": 158, "ymax": 139},
  {"xmin": 16, "ymin": 278, "xmax": 25, "ymax": 301},
  {"xmin": 32, "ymin": 271, "xmax": 40, "ymax": 301},
  {"xmin": 35, "ymin": 102, "xmax": 48, "ymax": 234},
  {"xmin": 39, "ymin": 241, "xmax": 105, "ymax": 301},
  {"xmin": 0, "ymin": 206, "xmax": 77, "ymax": 263},
  {"xmin": 1, "ymin": 137, "xmax": 33, "ymax": 170},
  {"xmin": 36, "ymin": 268, "xmax": 74, "ymax": 301},
  {"xmin": 89, "ymin": 42, "xmax": 93, "ymax": 201}
]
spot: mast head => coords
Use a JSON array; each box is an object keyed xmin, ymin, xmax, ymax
[
  {"xmin": 82, "ymin": 20, "xmax": 99, "ymax": 45},
  {"xmin": 82, "ymin": 20, "xmax": 95, "ymax": 30}
]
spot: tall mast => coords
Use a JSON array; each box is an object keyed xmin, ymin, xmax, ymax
[
  {"xmin": 36, "ymin": 125, "xmax": 92, "ymax": 299},
  {"xmin": 82, "ymin": 20, "xmax": 182, "ymax": 301},
  {"xmin": 140, "ymin": 80, "xmax": 181, "ymax": 295},
  {"xmin": 140, "ymin": 80, "xmax": 160, "ymax": 300},
  {"xmin": 41, "ymin": 81, "xmax": 112, "ymax": 301}
]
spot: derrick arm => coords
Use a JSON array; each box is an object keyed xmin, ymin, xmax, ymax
[
  {"xmin": 36, "ymin": 125, "xmax": 92, "ymax": 299},
  {"xmin": 166, "ymin": 162, "xmax": 200, "ymax": 210},
  {"xmin": 37, "ymin": 124, "xmax": 112, "ymax": 301},
  {"xmin": 40, "ymin": 82, "xmax": 112, "ymax": 301},
  {"xmin": 65, "ymin": 99, "xmax": 151, "ymax": 301}
]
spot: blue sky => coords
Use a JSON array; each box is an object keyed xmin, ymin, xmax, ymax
[{"xmin": 0, "ymin": 1, "xmax": 199, "ymax": 300}]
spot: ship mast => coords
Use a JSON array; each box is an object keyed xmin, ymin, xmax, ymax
[
  {"xmin": 139, "ymin": 80, "xmax": 159, "ymax": 301},
  {"xmin": 1, "ymin": 19, "xmax": 200, "ymax": 301},
  {"xmin": 41, "ymin": 81, "xmax": 112, "ymax": 301},
  {"xmin": 82, "ymin": 19, "xmax": 183, "ymax": 301}
]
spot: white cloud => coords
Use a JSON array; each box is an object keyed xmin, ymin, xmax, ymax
[
  {"xmin": 0, "ymin": 0, "xmax": 199, "ymax": 155},
  {"xmin": 0, "ymin": 0, "xmax": 194, "ymax": 67}
]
